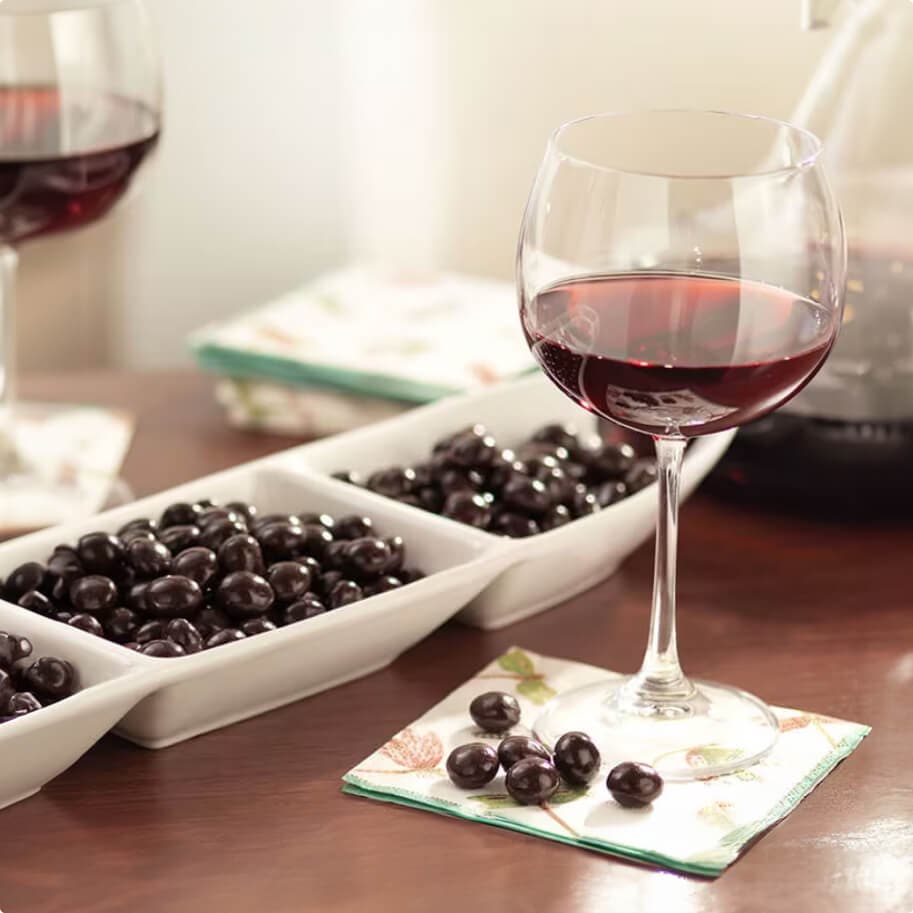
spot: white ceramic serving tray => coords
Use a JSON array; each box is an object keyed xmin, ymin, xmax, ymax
[
  {"xmin": 279, "ymin": 374, "xmax": 734, "ymax": 629},
  {"xmin": 0, "ymin": 373, "xmax": 732, "ymax": 812},
  {"xmin": 0, "ymin": 601, "xmax": 153, "ymax": 811},
  {"xmin": 0, "ymin": 466, "xmax": 503, "ymax": 752}
]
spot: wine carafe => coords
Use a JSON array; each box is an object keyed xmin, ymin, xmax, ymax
[{"xmin": 711, "ymin": 0, "xmax": 913, "ymax": 513}]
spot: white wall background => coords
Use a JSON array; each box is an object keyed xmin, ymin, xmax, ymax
[{"xmin": 20, "ymin": 0, "xmax": 839, "ymax": 370}]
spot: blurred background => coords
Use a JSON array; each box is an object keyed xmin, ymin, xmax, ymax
[{"xmin": 18, "ymin": 0, "xmax": 837, "ymax": 372}]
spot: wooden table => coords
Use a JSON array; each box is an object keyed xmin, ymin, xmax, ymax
[{"xmin": 2, "ymin": 371, "xmax": 910, "ymax": 913}]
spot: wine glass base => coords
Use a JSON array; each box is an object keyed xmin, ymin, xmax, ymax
[{"xmin": 534, "ymin": 674, "xmax": 779, "ymax": 781}]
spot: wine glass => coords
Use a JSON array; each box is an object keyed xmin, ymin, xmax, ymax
[
  {"xmin": 518, "ymin": 110, "xmax": 845, "ymax": 780},
  {"xmin": 0, "ymin": 0, "xmax": 161, "ymax": 529}
]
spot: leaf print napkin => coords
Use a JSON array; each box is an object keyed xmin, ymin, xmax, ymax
[
  {"xmin": 0, "ymin": 403, "xmax": 134, "ymax": 532},
  {"xmin": 191, "ymin": 266, "xmax": 535, "ymax": 404},
  {"xmin": 342, "ymin": 647, "xmax": 870, "ymax": 877}
]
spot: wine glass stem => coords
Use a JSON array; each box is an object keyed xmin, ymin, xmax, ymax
[
  {"xmin": 0, "ymin": 245, "xmax": 21, "ymax": 476},
  {"xmin": 630, "ymin": 436, "xmax": 694, "ymax": 702}
]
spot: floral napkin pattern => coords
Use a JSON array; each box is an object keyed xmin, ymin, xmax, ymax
[
  {"xmin": 191, "ymin": 266, "xmax": 536, "ymax": 405},
  {"xmin": 212, "ymin": 377, "xmax": 410, "ymax": 437},
  {"xmin": 343, "ymin": 648, "xmax": 870, "ymax": 877},
  {"xmin": 0, "ymin": 403, "xmax": 134, "ymax": 532}
]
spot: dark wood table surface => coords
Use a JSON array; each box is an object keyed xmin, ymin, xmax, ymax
[{"xmin": 1, "ymin": 371, "xmax": 910, "ymax": 913}]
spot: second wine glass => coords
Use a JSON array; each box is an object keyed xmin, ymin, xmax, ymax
[
  {"xmin": 518, "ymin": 110, "xmax": 845, "ymax": 779},
  {"xmin": 0, "ymin": 0, "xmax": 161, "ymax": 529}
]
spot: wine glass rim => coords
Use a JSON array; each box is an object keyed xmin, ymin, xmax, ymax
[{"xmin": 548, "ymin": 109, "xmax": 823, "ymax": 180}]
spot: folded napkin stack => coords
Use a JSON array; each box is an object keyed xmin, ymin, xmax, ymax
[{"xmin": 191, "ymin": 267, "xmax": 535, "ymax": 436}]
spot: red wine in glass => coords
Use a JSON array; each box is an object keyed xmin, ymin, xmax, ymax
[
  {"xmin": 0, "ymin": 86, "xmax": 160, "ymax": 244},
  {"xmin": 521, "ymin": 272, "xmax": 837, "ymax": 437}
]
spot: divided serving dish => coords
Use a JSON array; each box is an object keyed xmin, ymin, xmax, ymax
[{"xmin": 0, "ymin": 374, "xmax": 732, "ymax": 810}]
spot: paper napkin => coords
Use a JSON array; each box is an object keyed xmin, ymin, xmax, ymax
[
  {"xmin": 212, "ymin": 377, "xmax": 409, "ymax": 437},
  {"xmin": 343, "ymin": 647, "xmax": 870, "ymax": 877},
  {"xmin": 191, "ymin": 266, "xmax": 536, "ymax": 405},
  {"xmin": 0, "ymin": 402, "xmax": 134, "ymax": 533}
]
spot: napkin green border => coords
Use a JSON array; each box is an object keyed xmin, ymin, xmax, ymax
[
  {"xmin": 683, "ymin": 726, "xmax": 870, "ymax": 870},
  {"xmin": 342, "ymin": 775, "xmax": 718, "ymax": 877},
  {"xmin": 194, "ymin": 341, "xmax": 537, "ymax": 404},
  {"xmin": 342, "ymin": 724, "xmax": 870, "ymax": 878}
]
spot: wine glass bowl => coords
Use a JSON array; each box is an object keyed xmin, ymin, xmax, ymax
[
  {"xmin": 0, "ymin": 0, "xmax": 161, "ymax": 244},
  {"xmin": 518, "ymin": 110, "xmax": 845, "ymax": 780},
  {"xmin": 0, "ymin": 86, "xmax": 160, "ymax": 244}
]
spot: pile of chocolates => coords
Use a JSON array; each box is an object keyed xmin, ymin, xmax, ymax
[
  {"xmin": 0, "ymin": 631, "xmax": 79, "ymax": 724},
  {"xmin": 334, "ymin": 423, "xmax": 658, "ymax": 537},
  {"xmin": 446, "ymin": 691, "xmax": 663, "ymax": 808},
  {"xmin": 3, "ymin": 500, "xmax": 425, "ymax": 658}
]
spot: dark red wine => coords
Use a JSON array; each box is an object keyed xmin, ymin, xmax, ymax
[
  {"xmin": 0, "ymin": 87, "xmax": 160, "ymax": 243},
  {"xmin": 521, "ymin": 272, "xmax": 837, "ymax": 437}
]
